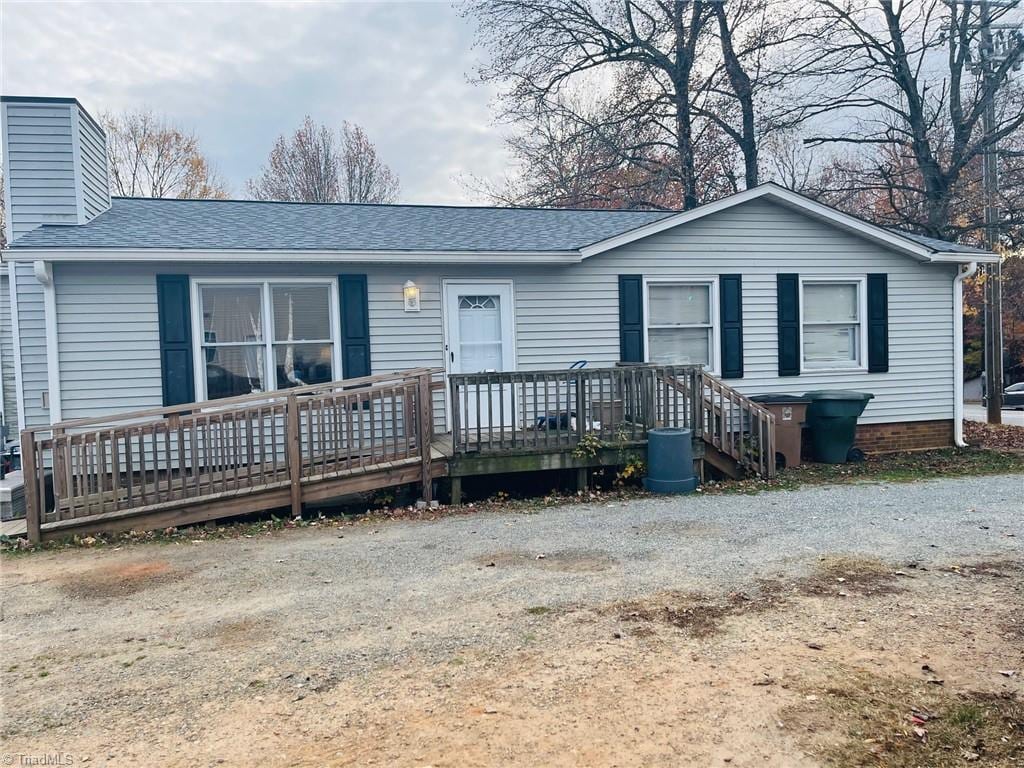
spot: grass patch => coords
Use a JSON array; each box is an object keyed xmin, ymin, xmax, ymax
[
  {"xmin": 606, "ymin": 557, "xmax": 902, "ymax": 638},
  {"xmin": 793, "ymin": 668, "xmax": 1024, "ymax": 767},
  {"xmin": 790, "ymin": 555, "xmax": 905, "ymax": 598},
  {"xmin": 700, "ymin": 447, "xmax": 1024, "ymax": 496},
  {"xmin": 525, "ymin": 606, "xmax": 553, "ymax": 616}
]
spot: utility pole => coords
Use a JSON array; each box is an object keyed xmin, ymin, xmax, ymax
[
  {"xmin": 980, "ymin": 0, "xmax": 1005, "ymax": 423},
  {"xmin": 943, "ymin": 0, "xmax": 1020, "ymax": 419}
]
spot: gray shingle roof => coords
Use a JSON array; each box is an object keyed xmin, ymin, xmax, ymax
[
  {"xmin": 8, "ymin": 197, "xmax": 676, "ymax": 252},
  {"xmin": 8, "ymin": 192, "xmax": 986, "ymax": 256},
  {"xmin": 894, "ymin": 231, "xmax": 991, "ymax": 255}
]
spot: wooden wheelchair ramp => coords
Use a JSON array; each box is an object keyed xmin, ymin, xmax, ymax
[{"xmin": 19, "ymin": 369, "xmax": 447, "ymax": 543}]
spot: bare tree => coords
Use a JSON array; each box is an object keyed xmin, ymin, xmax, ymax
[
  {"xmin": 467, "ymin": 93, "xmax": 675, "ymax": 208},
  {"xmin": 340, "ymin": 122, "xmax": 400, "ymax": 204},
  {"xmin": 761, "ymin": 129, "xmax": 820, "ymax": 193},
  {"xmin": 467, "ymin": 0, "xmax": 715, "ymax": 209},
  {"xmin": 103, "ymin": 109, "xmax": 228, "ymax": 199},
  {"xmin": 248, "ymin": 117, "xmax": 400, "ymax": 204},
  {"xmin": 799, "ymin": 0, "xmax": 1024, "ymax": 240},
  {"xmin": 467, "ymin": 0, "xmax": 821, "ymax": 209},
  {"xmin": 246, "ymin": 117, "xmax": 340, "ymax": 203}
]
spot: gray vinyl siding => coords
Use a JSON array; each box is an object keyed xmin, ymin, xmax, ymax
[
  {"xmin": 0, "ymin": 273, "xmax": 18, "ymax": 433},
  {"xmin": 54, "ymin": 264, "xmax": 162, "ymax": 420},
  {"xmin": 77, "ymin": 109, "xmax": 110, "ymax": 220},
  {"xmin": 11, "ymin": 263, "xmax": 50, "ymax": 428},
  {"xmin": 1, "ymin": 102, "xmax": 79, "ymax": 240},
  {"xmin": 505, "ymin": 198, "xmax": 956, "ymax": 425},
  {"xmin": 49, "ymin": 198, "xmax": 957, "ymax": 429}
]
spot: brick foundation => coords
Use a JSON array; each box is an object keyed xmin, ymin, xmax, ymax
[{"xmin": 853, "ymin": 420, "xmax": 954, "ymax": 454}]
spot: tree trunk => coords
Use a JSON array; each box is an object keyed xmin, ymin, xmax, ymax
[{"xmin": 713, "ymin": 3, "xmax": 758, "ymax": 187}]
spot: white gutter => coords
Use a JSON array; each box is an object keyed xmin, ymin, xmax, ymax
[
  {"xmin": 929, "ymin": 252, "xmax": 1000, "ymax": 264},
  {"xmin": 1, "ymin": 248, "xmax": 583, "ymax": 265},
  {"xmin": 953, "ymin": 261, "xmax": 979, "ymax": 448}
]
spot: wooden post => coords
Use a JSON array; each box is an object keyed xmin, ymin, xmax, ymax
[
  {"xmin": 417, "ymin": 372, "xmax": 433, "ymax": 502},
  {"xmin": 576, "ymin": 466, "xmax": 588, "ymax": 493},
  {"xmin": 286, "ymin": 393, "xmax": 302, "ymax": 519},
  {"xmin": 20, "ymin": 430, "xmax": 41, "ymax": 544},
  {"xmin": 575, "ymin": 370, "xmax": 586, "ymax": 443},
  {"xmin": 450, "ymin": 475, "xmax": 462, "ymax": 506}
]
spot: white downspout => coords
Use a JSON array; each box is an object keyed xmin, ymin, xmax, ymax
[
  {"xmin": 953, "ymin": 261, "xmax": 979, "ymax": 448},
  {"xmin": 34, "ymin": 260, "xmax": 62, "ymax": 425}
]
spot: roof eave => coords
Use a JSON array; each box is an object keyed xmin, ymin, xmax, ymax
[{"xmin": 0, "ymin": 247, "xmax": 585, "ymax": 264}]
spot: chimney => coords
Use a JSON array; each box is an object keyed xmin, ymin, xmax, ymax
[{"xmin": 1, "ymin": 96, "xmax": 110, "ymax": 244}]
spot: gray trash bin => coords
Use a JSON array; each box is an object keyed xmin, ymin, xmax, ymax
[{"xmin": 643, "ymin": 427, "xmax": 698, "ymax": 494}]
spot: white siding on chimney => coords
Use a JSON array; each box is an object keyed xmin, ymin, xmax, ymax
[{"xmin": 1, "ymin": 102, "xmax": 79, "ymax": 241}]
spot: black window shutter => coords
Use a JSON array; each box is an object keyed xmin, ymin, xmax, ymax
[
  {"xmin": 777, "ymin": 273, "xmax": 800, "ymax": 376},
  {"xmin": 719, "ymin": 274, "xmax": 744, "ymax": 378},
  {"xmin": 867, "ymin": 273, "xmax": 889, "ymax": 373},
  {"xmin": 339, "ymin": 274, "xmax": 371, "ymax": 379},
  {"xmin": 156, "ymin": 274, "xmax": 195, "ymax": 406},
  {"xmin": 618, "ymin": 275, "xmax": 644, "ymax": 362}
]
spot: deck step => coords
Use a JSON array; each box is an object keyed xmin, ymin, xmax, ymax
[{"xmin": 701, "ymin": 445, "xmax": 745, "ymax": 480}]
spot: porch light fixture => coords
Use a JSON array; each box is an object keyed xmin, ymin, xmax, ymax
[{"xmin": 403, "ymin": 280, "xmax": 421, "ymax": 312}]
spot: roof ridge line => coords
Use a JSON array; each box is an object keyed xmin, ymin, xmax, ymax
[{"xmin": 109, "ymin": 196, "xmax": 679, "ymax": 214}]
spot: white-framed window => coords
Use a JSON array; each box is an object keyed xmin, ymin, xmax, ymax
[
  {"xmin": 644, "ymin": 278, "xmax": 718, "ymax": 370},
  {"xmin": 192, "ymin": 278, "xmax": 340, "ymax": 400},
  {"xmin": 800, "ymin": 277, "xmax": 867, "ymax": 371}
]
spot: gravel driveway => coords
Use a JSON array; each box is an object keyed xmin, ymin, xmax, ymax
[
  {"xmin": 1, "ymin": 474, "xmax": 1021, "ymax": 766},
  {"xmin": 4, "ymin": 474, "xmax": 1021, "ymax": 667}
]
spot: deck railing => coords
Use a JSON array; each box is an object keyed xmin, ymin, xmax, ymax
[
  {"xmin": 696, "ymin": 372, "xmax": 776, "ymax": 478},
  {"xmin": 449, "ymin": 365, "xmax": 702, "ymax": 453},
  {"xmin": 450, "ymin": 364, "xmax": 776, "ymax": 478},
  {"xmin": 20, "ymin": 368, "xmax": 444, "ymax": 542}
]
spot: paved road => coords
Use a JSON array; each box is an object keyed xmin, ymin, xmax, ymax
[{"xmin": 964, "ymin": 403, "xmax": 1024, "ymax": 426}]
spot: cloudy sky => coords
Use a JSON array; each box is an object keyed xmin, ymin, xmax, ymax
[{"xmin": 1, "ymin": 0, "xmax": 511, "ymax": 203}]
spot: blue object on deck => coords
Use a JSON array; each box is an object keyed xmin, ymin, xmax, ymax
[{"xmin": 643, "ymin": 427, "xmax": 698, "ymax": 494}]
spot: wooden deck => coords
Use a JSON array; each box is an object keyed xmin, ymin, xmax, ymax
[{"xmin": 14, "ymin": 365, "xmax": 775, "ymax": 542}]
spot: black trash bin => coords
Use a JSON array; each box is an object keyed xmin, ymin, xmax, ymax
[{"xmin": 803, "ymin": 391, "xmax": 875, "ymax": 464}]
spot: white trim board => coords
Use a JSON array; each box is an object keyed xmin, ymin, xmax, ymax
[{"xmin": 7, "ymin": 261, "xmax": 26, "ymax": 431}]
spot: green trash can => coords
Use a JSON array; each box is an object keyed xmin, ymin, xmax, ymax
[{"xmin": 803, "ymin": 391, "xmax": 875, "ymax": 464}]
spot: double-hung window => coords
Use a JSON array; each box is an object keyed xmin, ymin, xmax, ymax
[
  {"xmin": 195, "ymin": 280, "xmax": 338, "ymax": 400},
  {"xmin": 645, "ymin": 281, "xmax": 716, "ymax": 369},
  {"xmin": 801, "ymin": 279, "xmax": 864, "ymax": 370}
]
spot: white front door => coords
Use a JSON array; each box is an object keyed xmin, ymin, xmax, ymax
[{"xmin": 443, "ymin": 281, "xmax": 516, "ymax": 429}]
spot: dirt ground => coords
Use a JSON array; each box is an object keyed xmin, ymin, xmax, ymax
[
  {"xmin": 1, "ymin": 481, "xmax": 1022, "ymax": 766},
  {"xmin": 1, "ymin": 554, "xmax": 1020, "ymax": 766}
]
